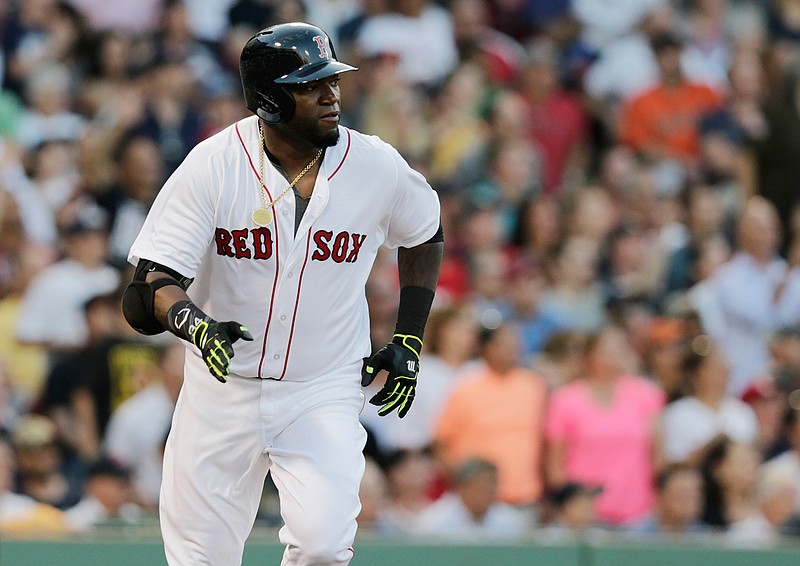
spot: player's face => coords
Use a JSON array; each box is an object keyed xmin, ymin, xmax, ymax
[{"xmin": 284, "ymin": 75, "xmax": 342, "ymax": 148}]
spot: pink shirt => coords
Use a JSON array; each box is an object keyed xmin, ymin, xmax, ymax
[{"xmin": 545, "ymin": 375, "xmax": 664, "ymax": 524}]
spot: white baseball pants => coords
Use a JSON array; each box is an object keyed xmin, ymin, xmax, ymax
[{"xmin": 160, "ymin": 353, "xmax": 367, "ymax": 566}]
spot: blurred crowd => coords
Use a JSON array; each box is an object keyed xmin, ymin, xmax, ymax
[{"xmin": 2, "ymin": 0, "xmax": 800, "ymax": 546}]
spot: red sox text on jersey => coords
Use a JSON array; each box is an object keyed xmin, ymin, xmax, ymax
[{"xmin": 214, "ymin": 227, "xmax": 367, "ymax": 263}]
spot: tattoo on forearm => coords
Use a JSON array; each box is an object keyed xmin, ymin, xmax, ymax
[{"xmin": 398, "ymin": 242, "xmax": 443, "ymax": 290}]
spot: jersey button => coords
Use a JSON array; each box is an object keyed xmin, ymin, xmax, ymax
[
  {"xmin": 280, "ymin": 315, "xmax": 287, "ymax": 321},
  {"xmin": 273, "ymin": 354, "xmax": 280, "ymax": 360},
  {"xmin": 287, "ymin": 272, "xmax": 294, "ymax": 278},
  {"xmin": 282, "ymin": 210, "xmax": 288, "ymax": 216}
]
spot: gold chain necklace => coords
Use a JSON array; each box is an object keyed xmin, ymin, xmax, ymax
[{"xmin": 252, "ymin": 122, "xmax": 323, "ymax": 227}]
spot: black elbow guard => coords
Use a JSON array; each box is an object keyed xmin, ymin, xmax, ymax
[
  {"xmin": 121, "ymin": 260, "xmax": 192, "ymax": 336},
  {"xmin": 122, "ymin": 279, "xmax": 182, "ymax": 335}
]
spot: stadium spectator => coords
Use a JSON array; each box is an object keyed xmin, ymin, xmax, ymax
[
  {"xmin": 740, "ymin": 377, "xmax": 786, "ymax": 459},
  {"xmin": 662, "ymin": 184, "xmax": 730, "ymax": 303},
  {"xmin": 9, "ymin": 414, "xmax": 84, "ymax": 510},
  {"xmin": 367, "ymin": 304, "xmax": 478, "ymax": 453},
  {"xmin": 104, "ymin": 339, "xmax": 184, "ymax": 510},
  {"xmin": 505, "ymin": 253, "xmax": 569, "ymax": 363},
  {"xmin": 17, "ymin": 62, "xmax": 85, "ymax": 150},
  {"xmin": 518, "ymin": 38, "xmax": 589, "ymax": 194},
  {"xmin": 40, "ymin": 293, "xmax": 160, "ymax": 460},
  {"xmin": 96, "ymin": 134, "xmax": 165, "ymax": 266},
  {"xmin": 545, "ymin": 322, "xmax": 665, "ymax": 526},
  {"xmin": 15, "ymin": 203, "xmax": 119, "ymax": 350},
  {"xmin": 619, "ymin": 31, "xmax": 721, "ymax": 165},
  {"xmin": 641, "ymin": 317, "xmax": 688, "ymax": 402},
  {"xmin": 769, "ymin": 327, "xmax": 800, "ymax": 397},
  {"xmin": 65, "ymin": 456, "xmax": 142, "ymax": 531},
  {"xmin": 0, "ymin": 435, "xmax": 70, "ymax": 534},
  {"xmin": 0, "ymin": 236, "xmax": 54, "ymax": 407},
  {"xmin": 356, "ymin": 457, "xmax": 393, "ymax": 533},
  {"xmin": 380, "ymin": 448, "xmax": 438, "ymax": 533},
  {"xmin": 660, "ymin": 336, "xmax": 758, "ymax": 464},
  {"xmin": 727, "ymin": 463, "xmax": 797, "ymax": 543},
  {"xmin": 761, "ymin": 408, "xmax": 800, "ymax": 513},
  {"xmin": 541, "ymin": 235, "xmax": 606, "ymax": 333},
  {"xmin": 699, "ymin": 435, "xmax": 761, "ymax": 530},
  {"xmin": 450, "ymin": 0, "xmax": 526, "ymax": 85},
  {"xmin": 530, "ymin": 331, "xmax": 587, "ymax": 391},
  {"xmin": 541, "ymin": 481, "xmax": 603, "ymax": 536},
  {"xmin": 411, "ymin": 458, "xmax": 530, "ymax": 539},
  {"xmin": 631, "ymin": 462, "xmax": 705, "ymax": 535},
  {"xmin": 701, "ymin": 197, "xmax": 793, "ymax": 395},
  {"xmin": 434, "ymin": 321, "xmax": 547, "ymax": 508},
  {"xmin": 0, "ymin": 361, "xmax": 21, "ymax": 437},
  {"xmin": 355, "ymin": 0, "xmax": 459, "ymax": 88}
]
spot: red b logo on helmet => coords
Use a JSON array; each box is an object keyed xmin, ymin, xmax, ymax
[{"xmin": 313, "ymin": 35, "xmax": 329, "ymax": 59}]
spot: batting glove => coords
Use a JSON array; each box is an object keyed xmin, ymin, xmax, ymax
[
  {"xmin": 361, "ymin": 334, "xmax": 422, "ymax": 418},
  {"xmin": 191, "ymin": 320, "xmax": 254, "ymax": 383}
]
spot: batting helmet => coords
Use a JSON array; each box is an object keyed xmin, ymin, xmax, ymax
[{"xmin": 240, "ymin": 22, "xmax": 358, "ymax": 123}]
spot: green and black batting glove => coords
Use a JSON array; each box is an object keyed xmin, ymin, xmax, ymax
[
  {"xmin": 361, "ymin": 334, "xmax": 422, "ymax": 418},
  {"xmin": 191, "ymin": 320, "xmax": 254, "ymax": 383},
  {"xmin": 166, "ymin": 300, "xmax": 253, "ymax": 383}
]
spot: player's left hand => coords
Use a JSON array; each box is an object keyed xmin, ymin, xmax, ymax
[{"xmin": 361, "ymin": 334, "xmax": 422, "ymax": 418}]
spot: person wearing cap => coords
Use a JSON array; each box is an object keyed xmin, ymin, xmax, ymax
[
  {"xmin": 0, "ymin": 435, "xmax": 71, "ymax": 534},
  {"xmin": 15, "ymin": 202, "xmax": 119, "ymax": 350},
  {"xmin": 410, "ymin": 458, "xmax": 529, "ymax": 539},
  {"xmin": 10, "ymin": 414, "xmax": 84, "ymax": 510}
]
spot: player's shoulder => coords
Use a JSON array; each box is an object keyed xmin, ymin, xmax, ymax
[
  {"xmin": 344, "ymin": 127, "xmax": 404, "ymax": 161},
  {"xmin": 340, "ymin": 127, "xmax": 410, "ymax": 180}
]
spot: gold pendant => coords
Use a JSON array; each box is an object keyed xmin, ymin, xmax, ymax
[{"xmin": 252, "ymin": 208, "xmax": 273, "ymax": 226}]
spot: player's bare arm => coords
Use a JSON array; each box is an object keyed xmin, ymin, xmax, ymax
[
  {"xmin": 122, "ymin": 261, "xmax": 252, "ymax": 383},
  {"xmin": 398, "ymin": 240, "xmax": 444, "ymax": 291}
]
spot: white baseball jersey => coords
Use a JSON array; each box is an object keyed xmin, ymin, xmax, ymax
[{"xmin": 129, "ymin": 115, "xmax": 440, "ymax": 380}]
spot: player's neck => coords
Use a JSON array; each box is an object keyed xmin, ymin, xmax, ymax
[{"xmin": 260, "ymin": 120, "xmax": 320, "ymax": 169}]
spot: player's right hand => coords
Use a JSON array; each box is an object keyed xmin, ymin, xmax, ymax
[{"xmin": 191, "ymin": 320, "xmax": 253, "ymax": 383}]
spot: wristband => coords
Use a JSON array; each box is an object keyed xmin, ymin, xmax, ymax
[
  {"xmin": 165, "ymin": 300, "xmax": 212, "ymax": 346},
  {"xmin": 394, "ymin": 286, "xmax": 435, "ymax": 338}
]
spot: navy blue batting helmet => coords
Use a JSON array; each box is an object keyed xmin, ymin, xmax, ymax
[{"xmin": 240, "ymin": 22, "xmax": 358, "ymax": 123}]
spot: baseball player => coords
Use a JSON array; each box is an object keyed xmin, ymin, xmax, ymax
[{"xmin": 120, "ymin": 22, "xmax": 442, "ymax": 566}]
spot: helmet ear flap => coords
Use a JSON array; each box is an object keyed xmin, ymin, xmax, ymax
[{"xmin": 254, "ymin": 87, "xmax": 295, "ymax": 124}]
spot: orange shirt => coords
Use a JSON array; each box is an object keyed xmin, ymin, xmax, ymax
[
  {"xmin": 434, "ymin": 365, "xmax": 547, "ymax": 505},
  {"xmin": 619, "ymin": 82, "xmax": 720, "ymax": 161}
]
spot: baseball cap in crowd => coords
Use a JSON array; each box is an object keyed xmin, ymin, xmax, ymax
[
  {"xmin": 63, "ymin": 203, "xmax": 109, "ymax": 236},
  {"xmin": 740, "ymin": 377, "xmax": 779, "ymax": 404},
  {"xmin": 550, "ymin": 482, "xmax": 603, "ymax": 507},
  {"xmin": 86, "ymin": 456, "xmax": 131, "ymax": 480},
  {"xmin": 650, "ymin": 31, "xmax": 684, "ymax": 53},
  {"xmin": 10, "ymin": 415, "xmax": 57, "ymax": 450}
]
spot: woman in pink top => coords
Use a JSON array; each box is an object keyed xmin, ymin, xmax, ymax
[{"xmin": 545, "ymin": 323, "xmax": 665, "ymax": 525}]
